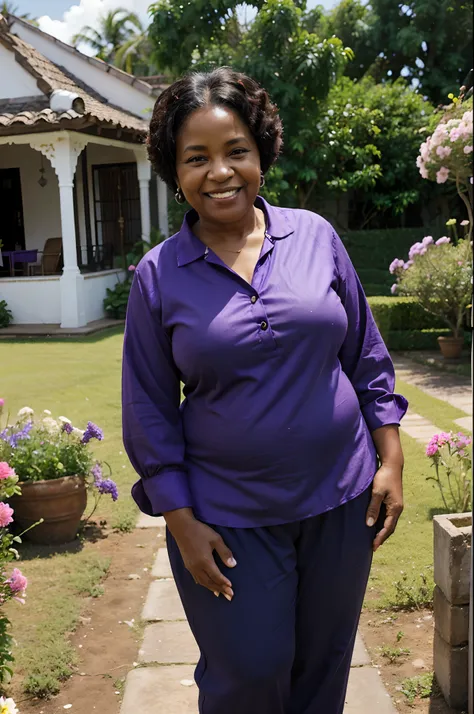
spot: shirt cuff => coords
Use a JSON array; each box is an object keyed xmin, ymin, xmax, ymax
[
  {"xmin": 131, "ymin": 470, "xmax": 193, "ymax": 517},
  {"xmin": 361, "ymin": 393, "xmax": 409, "ymax": 432}
]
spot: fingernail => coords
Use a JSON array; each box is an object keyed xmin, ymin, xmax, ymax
[
  {"xmin": 213, "ymin": 591, "xmax": 220, "ymax": 598},
  {"xmin": 224, "ymin": 593, "xmax": 232, "ymax": 602},
  {"xmin": 367, "ymin": 517, "xmax": 375, "ymax": 527},
  {"xmin": 226, "ymin": 557, "xmax": 237, "ymax": 567}
]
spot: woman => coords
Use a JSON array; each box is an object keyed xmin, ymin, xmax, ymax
[{"xmin": 122, "ymin": 67, "xmax": 408, "ymax": 714}]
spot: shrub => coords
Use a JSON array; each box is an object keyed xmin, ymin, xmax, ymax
[
  {"xmin": 104, "ymin": 279, "xmax": 132, "ymax": 320},
  {"xmin": 0, "ymin": 301, "xmax": 12, "ymax": 329},
  {"xmin": 389, "ymin": 231, "xmax": 472, "ymax": 338},
  {"xmin": 367, "ymin": 297, "xmax": 445, "ymax": 336}
]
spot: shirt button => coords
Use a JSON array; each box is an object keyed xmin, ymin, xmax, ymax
[
  {"xmin": 260, "ymin": 321, "xmax": 268, "ymax": 331},
  {"xmin": 251, "ymin": 295, "xmax": 257, "ymax": 304}
]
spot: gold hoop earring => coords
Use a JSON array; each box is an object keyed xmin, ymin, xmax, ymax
[
  {"xmin": 260, "ymin": 173, "xmax": 265, "ymax": 188},
  {"xmin": 175, "ymin": 187, "xmax": 185, "ymax": 204}
]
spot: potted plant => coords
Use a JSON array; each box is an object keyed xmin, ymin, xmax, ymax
[
  {"xmin": 0, "ymin": 402, "xmax": 118, "ymax": 545},
  {"xmin": 388, "ymin": 224, "xmax": 472, "ymax": 359}
]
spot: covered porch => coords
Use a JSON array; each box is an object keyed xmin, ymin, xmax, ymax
[{"xmin": 0, "ymin": 129, "xmax": 169, "ymax": 327}]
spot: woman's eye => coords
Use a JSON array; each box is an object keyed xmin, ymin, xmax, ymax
[
  {"xmin": 187, "ymin": 155, "xmax": 207, "ymax": 163},
  {"xmin": 231, "ymin": 148, "xmax": 249, "ymax": 156}
]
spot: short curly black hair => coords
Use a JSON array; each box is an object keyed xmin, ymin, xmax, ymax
[{"xmin": 146, "ymin": 67, "xmax": 283, "ymax": 191}]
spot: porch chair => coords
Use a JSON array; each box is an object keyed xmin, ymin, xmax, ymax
[{"xmin": 29, "ymin": 237, "xmax": 63, "ymax": 275}]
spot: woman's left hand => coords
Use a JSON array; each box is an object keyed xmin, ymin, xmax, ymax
[{"xmin": 366, "ymin": 463, "xmax": 404, "ymax": 552}]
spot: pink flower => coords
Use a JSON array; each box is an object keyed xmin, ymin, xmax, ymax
[
  {"xmin": 426, "ymin": 441, "xmax": 438, "ymax": 457},
  {"xmin": 7, "ymin": 568, "xmax": 27, "ymax": 600},
  {"xmin": 435, "ymin": 236, "xmax": 450, "ymax": 245},
  {"xmin": 0, "ymin": 398, "xmax": 4, "ymax": 408},
  {"xmin": 449, "ymin": 127, "xmax": 462, "ymax": 142},
  {"xmin": 460, "ymin": 219, "xmax": 470, "ymax": 226},
  {"xmin": 463, "ymin": 145, "xmax": 473, "ymax": 154},
  {"xmin": 0, "ymin": 463, "xmax": 16, "ymax": 481},
  {"xmin": 0, "ymin": 503, "xmax": 14, "ymax": 528},
  {"xmin": 128, "ymin": 265, "xmax": 136, "ymax": 272},
  {"xmin": 436, "ymin": 145, "xmax": 452, "ymax": 159},
  {"xmin": 390, "ymin": 283, "xmax": 398, "ymax": 294},
  {"xmin": 458, "ymin": 261, "xmax": 464, "ymax": 266},
  {"xmin": 422, "ymin": 236, "xmax": 434, "ymax": 246},
  {"xmin": 389, "ymin": 258, "xmax": 404, "ymax": 274},
  {"xmin": 436, "ymin": 167, "xmax": 450, "ymax": 183}
]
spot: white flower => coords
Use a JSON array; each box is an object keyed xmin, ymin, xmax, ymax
[
  {"xmin": 43, "ymin": 409, "xmax": 52, "ymax": 415},
  {"xmin": 17, "ymin": 406, "xmax": 34, "ymax": 418},
  {"xmin": 42, "ymin": 417, "xmax": 60, "ymax": 435},
  {"xmin": 0, "ymin": 697, "xmax": 19, "ymax": 714},
  {"xmin": 58, "ymin": 416, "xmax": 72, "ymax": 424},
  {"xmin": 70, "ymin": 428, "xmax": 85, "ymax": 443}
]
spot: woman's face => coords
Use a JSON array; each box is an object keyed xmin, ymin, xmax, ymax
[{"xmin": 175, "ymin": 104, "xmax": 261, "ymax": 225}]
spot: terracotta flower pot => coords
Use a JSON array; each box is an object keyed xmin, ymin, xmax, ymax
[
  {"xmin": 10, "ymin": 475, "xmax": 87, "ymax": 545},
  {"xmin": 437, "ymin": 335, "xmax": 464, "ymax": 360}
]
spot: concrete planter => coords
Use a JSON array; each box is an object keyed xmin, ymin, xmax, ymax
[{"xmin": 433, "ymin": 513, "xmax": 471, "ymax": 710}]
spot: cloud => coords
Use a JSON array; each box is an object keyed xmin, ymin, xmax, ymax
[{"xmin": 38, "ymin": 0, "xmax": 152, "ymax": 51}]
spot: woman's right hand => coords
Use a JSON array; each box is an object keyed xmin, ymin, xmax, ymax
[{"xmin": 164, "ymin": 508, "xmax": 236, "ymax": 600}]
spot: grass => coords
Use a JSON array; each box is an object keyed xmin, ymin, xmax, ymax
[{"xmin": 0, "ymin": 331, "xmax": 138, "ymax": 697}]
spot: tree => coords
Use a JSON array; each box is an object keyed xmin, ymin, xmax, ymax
[
  {"xmin": 368, "ymin": 0, "xmax": 473, "ymax": 105},
  {"xmin": 1, "ymin": 1, "xmax": 38, "ymax": 25},
  {"xmin": 148, "ymin": 0, "xmax": 353, "ymax": 207},
  {"xmin": 72, "ymin": 8, "xmax": 143, "ymax": 65}
]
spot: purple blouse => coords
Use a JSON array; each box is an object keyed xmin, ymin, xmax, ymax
[{"xmin": 122, "ymin": 197, "xmax": 408, "ymax": 527}]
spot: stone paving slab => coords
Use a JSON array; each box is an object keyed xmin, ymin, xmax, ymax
[
  {"xmin": 137, "ymin": 513, "xmax": 167, "ymax": 529},
  {"xmin": 139, "ymin": 621, "xmax": 199, "ymax": 664},
  {"xmin": 345, "ymin": 666, "xmax": 397, "ymax": 713},
  {"xmin": 352, "ymin": 633, "xmax": 371, "ymax": 667},
  {"xmin": 454, "ymin": 415, "xmax": 472, "ymax": 431},
  {"xmin": 152, "ymin": 547, "xmax": 173, "ymax": 579},
  {"xmin": 393, "ymin": 356, "xmax": 471, "ymax": 415},
  {"xmin": 142, "ymin": 579, "xmax": 186, "ymax": 622},
  {"xmin": 120, "ymin": 665, "xmax": 197, "ymax": 714}
]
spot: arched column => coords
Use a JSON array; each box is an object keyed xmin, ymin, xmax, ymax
[
  {"xmin": 30, "ymin": 133, "xmax": 89, "ymax": 327},
  {"xmin": 133, "ymin": 147, "xmax": 151, "ymax": 243}
]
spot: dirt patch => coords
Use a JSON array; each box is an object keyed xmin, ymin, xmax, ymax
[
  {"xmin": 359, "ymin": 609, "xmax": 461, "ymax": 714},
  {"xmin": 11, "ymin": 524, "xmax": 163, "ymax": 714}
]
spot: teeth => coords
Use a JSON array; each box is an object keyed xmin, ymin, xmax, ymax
[{"xmin": 208, "ymin": 189, "xmax": 239, "ymax": 199}]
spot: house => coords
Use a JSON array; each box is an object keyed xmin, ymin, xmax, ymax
[{"xmin": 0, "ymin": 13, "xmax": 168, "ymax": 328}]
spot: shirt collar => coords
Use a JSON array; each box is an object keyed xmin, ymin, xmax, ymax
[{"xmin": 176, "ymin": 195, "xmax": 294, "ymax": 267}]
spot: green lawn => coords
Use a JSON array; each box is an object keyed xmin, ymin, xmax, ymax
[{"xmin": 0, "ymin": 333, "xmax": 468, "ymax": 693}]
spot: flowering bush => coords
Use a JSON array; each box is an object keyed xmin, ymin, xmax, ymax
[
  {"xmin": 389, "ymin": 221, "xmax": 472, "ymax": 338},
  {"xmin": 416, "ymin": 97, "xmax": 473, "ymax": 237},
  {"xmin": 0, "ymin": 407, "xmax": 33, "ymax": 701},
  {"xmin": 0, "ymin": 403, "xmax": 118, "ymax": 519},
  {"xmin": 426, "ymin": 430, "xmax": 472, "ymax": 513}
]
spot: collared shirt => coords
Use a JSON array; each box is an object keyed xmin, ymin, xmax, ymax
[{"xmin": 122, "ymin": 197, "xmax": 408, "ymax": 527}]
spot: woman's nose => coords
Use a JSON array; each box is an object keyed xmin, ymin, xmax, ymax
[{"xmin": 208, "ymin": 160, "xmax": 234, "ymax": 181}]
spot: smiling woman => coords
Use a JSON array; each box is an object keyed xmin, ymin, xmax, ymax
[{"xmin": 123, "ymin": 66, "xmax": 408, "ymax": 714}]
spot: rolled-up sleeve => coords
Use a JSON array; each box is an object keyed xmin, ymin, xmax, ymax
[
  {"xmin": 122, "ymin": 267, "xmax": 192, "ymax": 516},
  {"xmin": 332, "ymin": 230, "xmax": 408, "ymax": 432}
]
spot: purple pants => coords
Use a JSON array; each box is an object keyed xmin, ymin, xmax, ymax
[{"xmin": 167, "ymin": 486, "xmax": 377, "ymax": 714}]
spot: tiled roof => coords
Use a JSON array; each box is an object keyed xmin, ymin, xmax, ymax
[{"xmin": 0, "ymin": 15, "xmax": 150, "ymax": 136}]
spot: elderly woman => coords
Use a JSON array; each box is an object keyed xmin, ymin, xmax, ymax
[{"xmin": 122, "ymin": 67, "xmax": 408, "ymax": 714}]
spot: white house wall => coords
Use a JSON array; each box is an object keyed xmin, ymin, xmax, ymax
[
  {"xmin": 0, "ymin": 144, "xmax": 61, "ymax": 251},
  {"xmin": 0, "ymin": 43, "xmax": 44, "ymax": 99},
  {"xmin": 82, "ymin": 269, "xmax": 124, "ymax": 322},
  {"xmin": 0, "ymin": 276, "xmax": 61, "ymax": 323},
  {"xmin": 10, "ymin": 20, "xmax": 154, "ymax": 119}
]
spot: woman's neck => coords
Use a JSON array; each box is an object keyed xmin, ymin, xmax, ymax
[{"xmin": 194, "ymin": 206, "xmax": 265, "ymax": 247}]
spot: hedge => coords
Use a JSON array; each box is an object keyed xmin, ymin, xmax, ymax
[
  {"xmin": 384, "ymin": 329, "xmax": 471, "ymax": 351},
  {"xmin": 366, "ymin": 296, "xmax": 446, "ymax": 335},
  {"xmin": 342, "ymin": 228, "xmax": 424, "ymax": 271}
]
